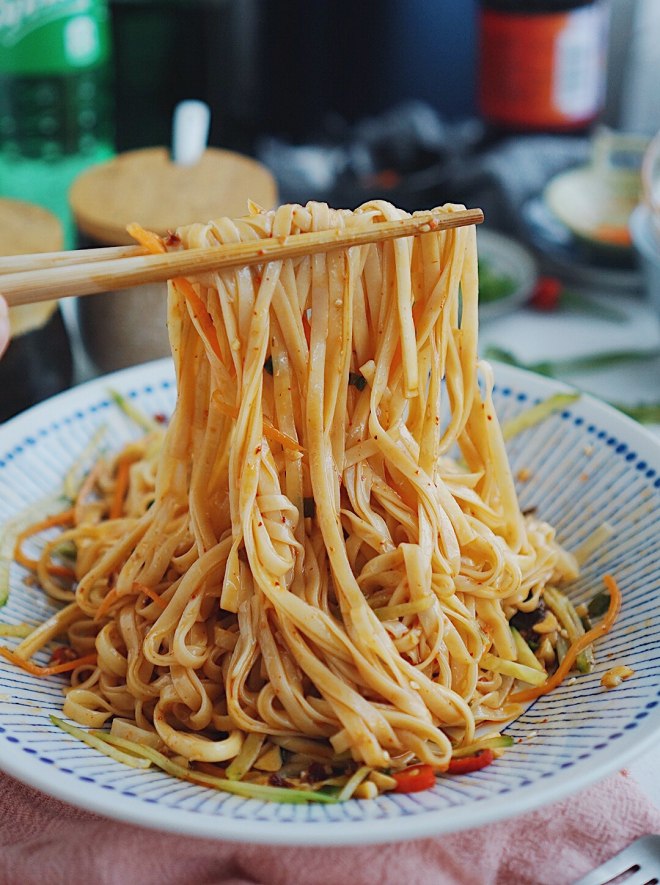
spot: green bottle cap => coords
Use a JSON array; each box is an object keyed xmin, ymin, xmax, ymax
[{"xmin": 0, "ymin": 0, "xmax": 110, "ymax": 75}]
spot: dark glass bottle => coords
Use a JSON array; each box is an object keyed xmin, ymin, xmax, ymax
[{"xmin": 478, "ymin": 0, "xmax": 609, "ymax": 133}]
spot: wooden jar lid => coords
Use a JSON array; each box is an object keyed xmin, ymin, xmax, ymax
[
  {"xmin": 0, "ymin": 199, "xmax": 63, "ymax": 336},
  {"xmin": 0, "ymin": 198, "xmax": 63, "ymax": 256},
  {"xmin": 69, "ymin": 146, "xmax": 278, "ymax": 245}
]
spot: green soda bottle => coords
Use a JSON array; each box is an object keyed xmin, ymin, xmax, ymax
[{"xmin": 0, "ymin": 1, "xmax": 115, "ymax": 247}]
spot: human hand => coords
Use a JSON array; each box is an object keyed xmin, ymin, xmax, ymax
[{"xmin": 0, "ymin": 295, "xmax": 9, "ymax": 357}]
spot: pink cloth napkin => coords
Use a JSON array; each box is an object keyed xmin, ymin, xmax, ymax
[{"xmin": 0, "ymin": 769, "xmax": 658, "ymax": 885}]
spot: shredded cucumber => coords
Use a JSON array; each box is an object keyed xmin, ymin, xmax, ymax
[
  {"xmin": 451, "ymin": 735, "xmax": 514, "ymax": 759},
  {"xmin": 83, "ymin": 725, "xmax": 339, "ymax": 803},
  {"xmin": 544, "ymin": 586, "xmax": 593, "ymax": 673},
  {"xmin": 481, "ymin": 653, "xmax": 548, "ymax": 687},
  {"xmin": 52, "ymin": 716, "xmax": 151, "ymax": 769},
  {"xmin": 0, "ymin": 623, "xmax": 34, "ymax": 638},
  {"xmin": 372, "ymin": 597, "xmax": 434, "ymax": 621},
  {"xmin": 108, "ymin": 389, "xmax": 160, "ymax": 433},
  {"xmin": 511, "ymin": 626, "xmax": 545, "ymax": 673},
  {"xmin": 502, "ymin": 393, "xmax": 581, "ymax": 442}
]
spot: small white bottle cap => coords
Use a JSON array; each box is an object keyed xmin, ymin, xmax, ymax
[{"xmin": 171, "ymin": 100, "xmax": 211, "ymax": 167}]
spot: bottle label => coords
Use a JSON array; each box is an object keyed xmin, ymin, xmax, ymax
[
  {"xmin": 479, "ymin": 3, "xmax": 608, "ymax": 130},
  {"xmin": 553, "ymin": 5, "xmax": 606, "ymax": 119},
  {"xmin": 0, "ymin": 0, "xmax": 109, "ymax": 74}
]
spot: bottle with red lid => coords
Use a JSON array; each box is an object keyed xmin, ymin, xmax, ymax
[{"xmin": 478, "ymin": 0, "xmax": 609, "ymax": 133}]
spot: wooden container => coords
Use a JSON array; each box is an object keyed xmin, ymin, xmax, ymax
[
  {"xmin": 0, "ymin": 199, "xmax": 72, "ymax": 421},
  {"xmin": 70, "ymin": 146, "xmax": 278, "ymax": 373}
]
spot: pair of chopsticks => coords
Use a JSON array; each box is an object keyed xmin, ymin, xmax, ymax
[{"xmin": 0, "ymin": 208, "xmax": 483, "ymax": 308}]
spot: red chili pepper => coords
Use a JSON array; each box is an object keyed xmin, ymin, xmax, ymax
[
  {"xmin": 49, "ymin": 646, "xmax": 78, "ymax": 667},
  {"xmin": 302, "ymin": 311, "xmax": 312, "ymax": 347},
  {"xmin": 531, "ymin": 276, "xmax": 563, "ymax": 312},
  {"xmin": 447, "ymin": 749, "xmax": 495, "ymax": 775},
  {"xmin": 392, "ymin": 763, "xmax": 436, "ymax": 793},
  {"xmin": 153, "ymin": 413, "xmax": 168, "ymax": 425}
]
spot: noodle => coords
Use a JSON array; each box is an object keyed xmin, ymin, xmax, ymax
[{"xmin": 10, "ymin": 201, "xmax": 600, "ymax": 799}]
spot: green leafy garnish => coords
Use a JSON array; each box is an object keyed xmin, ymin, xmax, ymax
[
  {"xmin": 587, "ymin": 590, "xmax": 611, "ymax": 619},
  {"xmin": 615, "ymin": 402, "xmax": 660, "ymax": 423},
  {"xmin": 348, "ymin": 371, "xmax": 367, "ymax": 391},
  {"xmin": 478, "ymin": 259, "xmax": 517, "ymax": 304},
  {"xmin": 487, "ymin": 348, "xmax": 660, "ymax": 425},
  {"xmin": 486, "ymin": 345, "xmax": 660, "ymax": 379}
]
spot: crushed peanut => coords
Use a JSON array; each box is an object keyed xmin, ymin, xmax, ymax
[
  {"xmin": 354, "ymin": 780, "xmax": 379, "ymax": 800},
  {"xmin": 537, "ymin": 636, "xmax": 556, "ymax": 666},
  {"xmin": 601, "ymin": 665, "xmax": 635, "ymax": 690},
  {"xmin": 368, "ymin": 770, "xmax": 398, "ymax": 792},
  {"xmin": 532, "ymin": 611, "xmax": 560, "ymax": 634}
]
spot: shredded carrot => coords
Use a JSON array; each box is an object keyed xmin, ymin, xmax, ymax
[
  {"xmin": 133, "ymin": 581, "xmax": 167, "ymax": 609},
  {"xmin": 263, "ymin": 423, "xmax": 305, "ymax": 454},
  {"xmin": 126, "ymin": 222, "xmax": 167, "ymax": 254},
  {"xmin": 173, "ymin": 277, "xmax": 224, "ymax": 364},
  {"xmin": 302, "ymin": 311, "xmax": 312, "ymax": 347},
  {"xmin": 14, "ymin": 509, "xmax": 76, "ymax": 578},
  {"xmin": 212, "ymin": 392, "xmax": 304, "ymax": 454},
  {"xmin": 127, "ymin": 226, "xmax": 224, "ymax": 364},
  {"xmin": 15, "ymin": 509, "xmax": 74, "ymax": 541},
  {"xmin": 13, "ymin": 556, "xmax": 73, "ymax": 580},
  {"xmin": 95, "ymin": 586, "xmax": 120, "ymax": 621},
  {"xmin": 0, "ymin": 645, "xmax": 97, "ymax": 677},
  {"xmin": 109, "ymin": 455, "xmax": 133, "ymax": 520},
  {"xmin": 510, "ymin": 574, "xmax": 622, "ymax": 703}
]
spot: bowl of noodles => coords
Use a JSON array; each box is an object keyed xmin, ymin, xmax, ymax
[{"xmin": 0, "ymin": 202, "xmax": 658, "ymax": 845}]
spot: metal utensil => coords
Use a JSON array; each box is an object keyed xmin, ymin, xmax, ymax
[{"xmin": 573, "ymin": 834, "xmax": 660, "ymax": 885}]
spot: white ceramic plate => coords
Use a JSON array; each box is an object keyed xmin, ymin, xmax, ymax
[{"xmin": 0, "ymin": 358, "xmax": 659, "ymax": 846}]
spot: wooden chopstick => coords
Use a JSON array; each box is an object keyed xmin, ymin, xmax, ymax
[
  {"xmin": 0, "ymin": 207, "xmax": 483, "ymax": 308},
  {"xmin": 0, "ymin": 243, "xmax": 146, "ymax": 275}
]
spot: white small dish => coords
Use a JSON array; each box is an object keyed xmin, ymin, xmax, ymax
[{"xmin": 544, "ymin": 129, "xmax": 648, "ymax": 256}]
